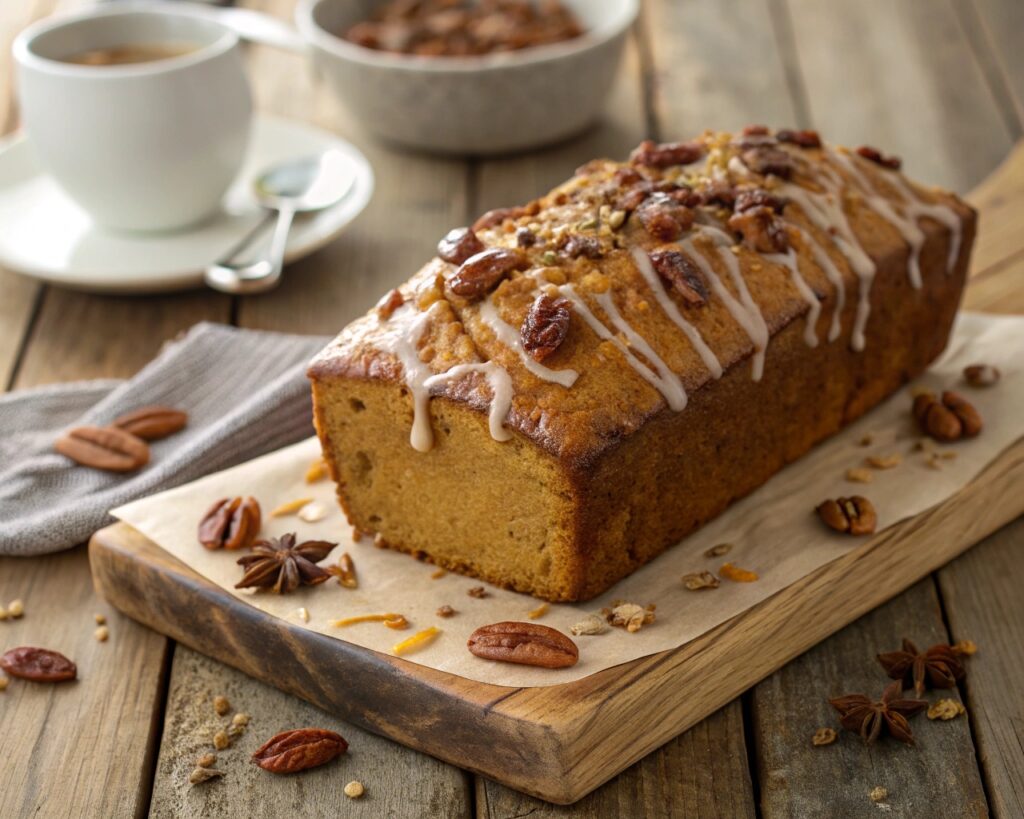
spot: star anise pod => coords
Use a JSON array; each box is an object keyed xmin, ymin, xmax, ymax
[
  {"xmin": 235, "ymin": 533, "xmax": 336, "ymax": 594},
  {"xmin": 829, "ymin": 680, "xmax": 928, "ymax": 745},
  {"xmin": 877, "ymin": 638, "xmax": 966, "ymax": 697}
]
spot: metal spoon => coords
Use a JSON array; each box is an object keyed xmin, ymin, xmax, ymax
[{"xmin": 205, "ymin": 150, "xmax": 355, "ymax": 294}]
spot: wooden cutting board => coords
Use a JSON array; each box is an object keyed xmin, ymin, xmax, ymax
[{"xmin": 90, "ymin": 144, "xmax": 1024, "ymax": 805}]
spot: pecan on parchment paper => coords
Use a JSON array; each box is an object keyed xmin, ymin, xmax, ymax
[
  {"xmin": 198, "ymin": 497, "xmax": 262, "ymax": 551},
  {"xmin": 467, "ymin": 621, "xmax": 578, "ymax": 669}
]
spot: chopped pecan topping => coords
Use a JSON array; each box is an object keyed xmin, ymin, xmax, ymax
[
  {"xmin": 741, "ymin": 124, "xmax": 771, "ymax": 137},
  {"xmin": 648, "ymin": 249, "xmax": 707, "ymax": 306},
  {"xmin": 816, "ymin": 496, "xmax": 877, "ymax": 535},
  {"xmin": 515, "ymin": 227, "xmax": 537, "ymax": 248},
  {"xmin": 375, "ymin": 288, "xmax": 405, "ymax": 320},
  {"xmin": 467, "ymin": 621, "xmax": 579, "ymax": 668},
  {"xmin": 637, "ymin": 194, "xmax": 695, "ymax": 242},
  {"xmin": 437, "ymin": 226, "xmax": 485, "ymax": 265},
  {"xmin": 448, "ymin": 247, "xmax": 529, "ymax": 300},
  {"xmin": 521, "ymin": 293, "xmax": 572, "ymax": 362},
  {"xmin": 740, "ymin": 146, "xmax": 795, "ymax": 178},
  {"xmin": 560, "ymin": 234, "xmax": 602, "ymax": 259},
  {"xmin": 728, "ymin": 207, "xmax": 789, "ymax": 253},
  {"xmin": 615, "ymin": 187, "xmax": 648, "ymax": 213},
  {"xmin": 630, "ymin": 139, "xmax": 705, "ymax": 169},
  {"xmin": 855, "ymin": 145, "xmax": 902, "ymax": 170},
  {"xmin": 198, "ymin": 496, "xmax": 262, "ymax": 551},
  {"xmin": 613, "ymin": 166, "xmax": 644, "ymax": 187},
  {"xmin": 697, "ymin": 180, "xmax": 737, "ymax": 208},
  {"xmin": 472, "ymin": 204, "xmax": 537, "ymax": 232},
  {"xmin": 912, "ymin": 390, "xmax": 982, "ymax": 442},
  {"xmin": 776, "ymin": 128, "xmax": 822, "ymax": 149},
  {"xmin": 734, "ymin": 188, "xmax": 786, "ymax": 214}
]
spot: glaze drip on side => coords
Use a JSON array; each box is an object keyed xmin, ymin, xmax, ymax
[{"xmin": 423, "ymin": 362, "xmax": 514, "ymax": 443}]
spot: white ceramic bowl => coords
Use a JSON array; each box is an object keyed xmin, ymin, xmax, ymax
[{"xmin": 296, "ymin": 0, "xmax": 638, "ymax": 155}]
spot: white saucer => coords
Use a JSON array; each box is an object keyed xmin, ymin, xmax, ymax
[{"xmin": 0, "ymin": 115, "xmax": 374, "ymax": 293}]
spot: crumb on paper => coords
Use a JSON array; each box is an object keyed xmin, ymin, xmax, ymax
[
  {"xmin": 430, "ymin": 568, "xmax": 447, "ymax": 579},
  {"xmin": 570, "ymin": 614, "xmax": 608, "ymax": 636},
  {"xmin": 296, "ymin": 607, "xmax": 310, "ymax": 623},
  {"xmin": 682, "ymin": 570, "xmax": 720, "ymax": 590},
  {"xmin": 269, "ymin": 497, "xmax": 314, "ymax": 518},
  {"xmin": 528, "ymin": 603, "xmax": 549, "ymax": 620},
  {"xmin": 866, "ymin": 453, "xmax": 902, "ymax": 470},
  {"xmin": 297, "ymin": 501, "xmax": 328, "ymax": 523},
  {"xmin": 703, "ymin": 542, "xmax": 733, "ymax": 558},
  {"xmin": 467, "ymin": 586, "xmax": 488, "ymax": 599},
  {"xmin": 305, "ymin": 457, "xmax": 328, "ymax": 483},
  {"xmin": 846, "ymin": 467, "xmax": 873, "ymax": 484},
  {"xmin": 602, "ymin": 601, "xmax": 655, "ymax": 633},
  {"xmin": 927, "ymin": 699, "xmax": 966, "ymax": 720},
  {"xmin": 436, "ymin": 605, "xmax": 456, "ymax": 618}
]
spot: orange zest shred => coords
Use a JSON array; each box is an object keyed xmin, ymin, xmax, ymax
[
  {"xmin": 383, "ymin": 615, "xmax": 409, "ymax": 630},
  {"xmin": 527, "ymin": 603, "xmax": 549, "ymax": 620},
  {"xmin": 305, "ymin": 458, "xmax": 328, "ymax": 483},
  {"xmin": 270, "ymin": 497, "xmax": 314, "ymax": 517},
  {"xmin": 430, "ymin": 568, "xmax": 447, "ymax": 579},
  {"xmin": 719, "ymin": 562, "xmax": 759, "ymax": 583},
  {"xmin": 331, "ymin": 613, "xmax": 405, "ymax": 628},
  {"xmin": 393, "ymin": 626, "xmax": 440, "ymax": 656}
]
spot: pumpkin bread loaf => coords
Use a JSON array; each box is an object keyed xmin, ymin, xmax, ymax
[{"xmin": 309, "ymin": 126, "xmax": 975, "ymax": 602}]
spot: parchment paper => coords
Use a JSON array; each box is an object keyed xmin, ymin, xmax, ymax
[{"xmin": 113, "ymin": 313, "xmax": 1024, "ymax": 687}]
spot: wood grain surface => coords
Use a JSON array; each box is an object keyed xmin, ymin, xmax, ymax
[{"xmin": 2, "ymin": 0, "xmax": 1022, "ymax": 815}]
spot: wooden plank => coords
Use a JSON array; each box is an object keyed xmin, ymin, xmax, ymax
[
  {"xmin": 645, "ymin": 0, "xmax": 799, "ymax": 135},
  {"xmin": 783, "ymin": 0, "xmax": 1013, "ymax": 191},
  {"xmin": 148, "ymin": 645, "xmax": 471, "ymax": 818},
  {"xmin": 88, "ymin": 430, "xmax": 1024, "ymax": 804},
  {"xmin": 0, "ymin": 547, "xmax": 170, "ymax": 817},
  {"xmin": 937, "ymin": 517, "xmax": 1024, "ymax": 818},
  {"xmin": 477, "ymin": 701, "xmax": 755, "ymax": 819},
  {"xmin": 752, "ymin": 579, "xmax": 987, "ymax": 817}
]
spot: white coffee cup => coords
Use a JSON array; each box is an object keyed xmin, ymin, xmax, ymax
[{"xmin": 14, "ymin": 5, "xmax": 252, "ymax": 233}]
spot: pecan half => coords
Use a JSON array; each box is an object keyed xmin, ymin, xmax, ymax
[
  {"xmin": 448, "ymin": 248, "xmax": 528, "ymax": 300},
  {"xmin": 199, "ymin": 496, "xmax": 262, "ymax": 551},
  {"xmin": 740, "ymin": 146, "xmax": 795, "ymax": 178},
  {"xmin": 561, "ymin": 234, "xmax": 602, "ymax": 259},
  {"xmin": 741, "ymin": 124, "xmax": 771, "ymax": 137},
  {"xmin": 1, "ymin": 647, "xmax": 77, "ymax": 682},
  {"xmin": 521, "ymin": 293, "xmax": 572, "ymax": 362},
  {"xmin": 734, "ymin": 188, "xmax": 786, "ymax": 214},
  {"xmin": 856, "ymin": 145, "xmax": 902, "ymax": 170},
  {"xmin": 375, "ymin": 288, "xmax": 405, "ymax": 319},
  {"xmin": 636, "ymin": 194, "xmax": 695, "ymax": 242},
  {"xmin": 912, "ymin": 390, "xmax": 982, "ymax": 441},
  {"xmin": 776, "ymin": 128, "xmax": 822, "ymax": 149},
  {"xmin": 698, "ymin": 180, "xmax": 737, "ymax": 208},
  {"xmin": 630, "ymin": 139, "xmax": 705, "ymax": 168},
  {"xmin": 472, "ymin": 204, "xmax": 536, "ymax": 232},
  {"xmin": 54, "ymin": 426, "xmax": 150, "ymax": 472},
  {"xmin": 437, "ymin": 226, "xmax": 485, "ymax": 265},
  {"xmin": 648, "ymin": 250, "xmax": 707, "ymax": 306},
  {"xmin": 112, "ymin": 406, "xmax": 188, "ymax": 440},
  {"xmin": 467, "ymin": 621, "xmax": 578, "ymax": 668},
  {"xmin": 963, "ymin": 364, "xmax": 1000, "ymax": 388},
  {"xmin": 515, "ymin": 227, "xmax": 537, "ymax": 248},
  {"xmin": 728, "ymin": 207, "xmax": 789, "ymax": 253},
  {"xmin": 251, "ymin": 728, "xmax": 347, "ymax": 774},
  {"xmin": 816, "ymin": 496, "xmax": 877, "ymax": 535}
]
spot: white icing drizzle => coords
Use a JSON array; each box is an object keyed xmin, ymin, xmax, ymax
[
  {"xmin": 477, "ymin": 297, "xmax": 579, "ymax": 388},
  {"xmin": 557, "ymin": 284, "xmax": 688, "ymax": 411},
  {"xmin": 762, "ymin": 247, "xmax": 820, "ymax": 347},
  {"xmin": 680, "ymin": 227, "xmax": 769, "ymax": 380},
  {"xmin": 887, "ymin": 173, "xmax": 962, "ymax": 272},
  {"xmin": 629, "ymin": 246, "xmax": 723, "ymax": 379},
  {"xmin": 791, "ymin": 225, "xmax": 845, "ymax": 342},
  {"xmin": 776, "ymin": 179, "xmax": 874, "ymax": 351},
  {"xmin": 423, "ymin": 362, "xmax": 513, "ymax": 443},
  {"xmin": 374, "ymin": 302, "xmax": 441, "ymax": 453}
]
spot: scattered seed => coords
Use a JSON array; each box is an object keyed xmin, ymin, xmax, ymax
[
  {"xmin": 570, "ymin": 614, "xmax": 609, "ymax": 636},
  {"xmin": 297, "ymin": 607, "xmax": 310, "ymax": 623},
  {"xmin": 94, "ymin": 613, "xmax": 106, "ymax": 625},
  {"xmin": 866, "ymin": 453, "xmax": 902, "ymax": 469},
  {"xmin": 436, "ymin": 605, "xmax": 456, "ymax": 618},
  {"xmin": 352, "ymin": 528, "xmax": 364, "ymax": 543},
  {"xmin": 703, "ymin": 543, "xmax": 733, "ymax": 558},
  {"xmin": 232, "ymin": 713, "xmax": 250, "ymax": 727},
  {"xmin": 332, "ymin": 553, "xmax": 358, "ymax": 588},
  {"xmin": 94, "ymin": 625, "xmax": 109, "ymax": 643},
  {"xmin": 467, "ymin": 586, "xmax": 488, "ymax": 599},
  {"xmin": 528, "ymin": 603, "xmax": 549, "ymax": 620},
  {"xmin": 812, "ymin": 727, "xmax": 837, "ymax": 746},
  {"xmin": 938, "ymin": 450, "xmax": 957, "ymax": 460},
  {"xmin": 845, "ymin": 467, "xmax": 873, "ymax": 483},
  {"xmin": 392, "ymin": 626, "xmax": 440, "ymax": 656},
  {"xmin": 213, "ymin": 730, "xmax": 230, "ymax": 750},
  {"xmin": 189, "ymin": 767, "xmax": 225, "ymax": 785},
  {"xmin": 682, "ymin": 570, "xmax": 720, "ymax": 590},
  {"xmin": 213, "ymin": 695, "xmax": 231, "ymax": 716},
  {"xmin": 963, "ymin": 363, "xmax": 1000, "ymax": 387},
  {"xmin": 0, "ymin": 607, "xmax": 7, "ymax": 621},
  {"xmin": 925, "ymin": 454, "xmax": 944, "ymax": 471},
  {"xmin": 603, "ymin": 601, "xmax": 656, "ymax": 633},
  {"xmin": 859, "ymin": 434, "xmax": 874, "ymax": 447},
  {"xmin": 298, "ymin": 501, "xmax": 328, "ymax": 523},
  {"xmin": 0, "ymin": 675, "xmax": 8, "ymax": 691},
  {"xmin": 8, "ymin": 599, "xmax": 24, "ymax": 618},
  {"xmin": 719, "ymin": 563, "xmax": 759, "ymax": 582},
  {"xmin": 927, "ymin": 699, "xmax": 966, "ymax": 720},
  {"xmin": 869, "ymin": 786, "xmax": 888, "ymax": 803},
  {"xmin": 269, "ymin": 497, "xmax": 314, "ymax": 518},
  {"xmin": 953, "ymin": 639, "xmax": 978, "ymax": 656},
  {"xmin": 541, "ymin": 250, "xmax": 558, "ymax": 265},
  {"xmin": 227, "ymin": 724, "xmax": 245, "ymax": 739},
  {"xmin": 197, "ymin": 753, "xmax": 217, "ymax": 768},
  {"xmin": 912, "ymin": 438, "xmax": 933, "ymax": 453},
  {"xmin": 430, "ymin": 568, "xmax": 447, "ymax": 579},
  {"xmin": 305, "ymin": 457, "xmax": 328, "ymax": 483},
  {"xmin": 608, "ymin": 209, "xmax": 627, "ymax": 230},
  {"xmin": 344, "ymin": 780, "xmax": 365, "ymax": 799}
]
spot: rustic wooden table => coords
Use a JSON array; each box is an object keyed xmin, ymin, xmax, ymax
[{"xmin": 2, "ymin": 1, "xmax": 1022, "ymax": 816}]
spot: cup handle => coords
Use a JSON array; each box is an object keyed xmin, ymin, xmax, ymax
[{"xmin": 151, "ymin": 3, "xmax": 308, "ymax": 53}]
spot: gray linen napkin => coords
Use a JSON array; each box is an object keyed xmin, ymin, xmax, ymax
[{"xmin": 0, "ymin": 322, "xmax": 329, "ymax": 556}]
